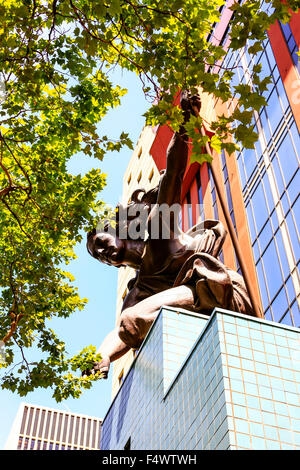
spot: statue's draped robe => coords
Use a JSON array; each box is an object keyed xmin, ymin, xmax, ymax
[{"xmin": 127, "ymin": 220, "xmax": 254, "ymax": 316}]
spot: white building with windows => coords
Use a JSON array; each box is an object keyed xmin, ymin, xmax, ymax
[{"xmin": 5, "ymin": 402, "xmax": 102, "ymax": 450}]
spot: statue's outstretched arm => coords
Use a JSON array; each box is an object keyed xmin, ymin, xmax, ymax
[{"xmin": 156, "ymin": 91, "xmax": 201, "ymax": 207}]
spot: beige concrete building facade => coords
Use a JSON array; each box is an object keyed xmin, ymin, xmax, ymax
[{"xmin": 111, "ymin": 125, "xmax": 160, "ymax": 398}]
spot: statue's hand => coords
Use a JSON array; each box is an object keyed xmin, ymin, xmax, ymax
[
  {"xmin": 82, "ymin": 356, "xmax": 110, "ymax": 380},
  {"xmin": 180, "ymin": 90, "xmax": 201, "ymax": 121}
]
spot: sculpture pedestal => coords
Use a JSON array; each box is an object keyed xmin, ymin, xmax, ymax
[{"xmin": 101, "ymin": 306, "xmax": 300, "ymax": 450}]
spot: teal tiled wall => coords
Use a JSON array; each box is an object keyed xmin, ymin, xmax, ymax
[{"xmin": 100, "ymin": 307, "xmax": 300, "ymax": 450}]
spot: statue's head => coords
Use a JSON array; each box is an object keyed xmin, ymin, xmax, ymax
[
  {"xmin": 87, "ymin": 226, "xmax": 126, "ymax": 267},
  {"xmin": 87, "ymin": 185, "xmax": 160, "ymax": 268}
]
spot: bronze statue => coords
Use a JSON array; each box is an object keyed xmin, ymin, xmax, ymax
[{"xmin": 85, "ymin": 92, "xmax": 254, "ymax": 378}]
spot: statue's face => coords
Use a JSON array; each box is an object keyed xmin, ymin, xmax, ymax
[{"xmin": 88, "ymin": 232, "xmax": 125, "ymax": 267}]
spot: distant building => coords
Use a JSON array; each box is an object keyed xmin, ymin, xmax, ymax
[{"xmin": 5, "ymin": 402, "xmax": 102, "ymax": 450}]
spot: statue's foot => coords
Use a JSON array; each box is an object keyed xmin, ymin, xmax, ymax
[{"xmin": 82, "ymin": 356, "xmax": 110, "ymax": 380}]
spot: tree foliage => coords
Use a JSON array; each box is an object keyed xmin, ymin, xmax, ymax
[{"xmin": 0, "ymin": 0, "xmax": 298, "ymax": 400}]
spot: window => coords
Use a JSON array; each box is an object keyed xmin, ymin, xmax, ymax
[
  {"xmin": 74, "ymin": 417, "xmax": 80, "ymax": 445},
  {"xmin": 118, "ymin": 369, "xmax": 124, "ymax": 386},
  {"xmin": 50, "ymin": 412, "xmax": 57, "ymax": 440},
  {"xmin": 137, "ymin": 147, "xmax": 142, "ymax": 159},
  {"xmin": 80, "ymin": 418, "xmax": 86, "ymax": 447},
  {"xmin": 26, "ymin": 408, "xmax": 34, "ymax": 436},
  {"xmin": 56, "ymin": 413, "xmax": 63, "ymax": 442},
  {"xmin": 137, "ymin": 171, "xmax": 142, "ymax": 183},
  {"xmin": 223, "ymin": 36, "xmax": 299, "ymax": 327},
  {"xmin": 44, "ymin": 411, "xmax": 51, "ymax": 439},
  {"xmin": 17, "ymin": 437, "xmax": 23, "ymax": 450},
  {"xmin": 186, "ymin": 190, "xmax": 193, "ymax": 228},
  {"xmin": 32, "ymin": 408, "xmax": 40, "ymax": 437},
  {"xmin": 62, "ymin": 415, "xmax": 69, "ymax": 443},
  {"xmin": 221, "ymin": 150, "xmax": 237, "ymax": 235},
  {"xmin": 196, "ymin": 171, "xmax": 204, "ymax": 220},
  {"xmin": 122, "ymin": 289, "xmax": 128, "ymax": 302},
  {"xmin": 20, "ymin": 407, "xmax": 28, "ymax": 435},
  {"xmin": 127, "ymin": 173, "xmax": 131, "ymax": 185},
  {"xmin": 148, "ymin": 168, "xmax": 154, "ymax": 183},
  {"xmin": 208, "ymin": 166, "xmax": 219, "ymax": 220},
  {"xmin": 38, "ymin": 410, "xmax": 46, "ymax": 438}
]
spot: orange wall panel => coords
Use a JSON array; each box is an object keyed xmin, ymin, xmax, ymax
[{"xmin": 268, "ymin": 21, "xmax": 300, "ymax": 131}]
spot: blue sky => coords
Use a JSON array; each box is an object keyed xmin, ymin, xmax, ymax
[{"xmin": 0, "ymin": 69, "xmax": 150, "ymax": 449}]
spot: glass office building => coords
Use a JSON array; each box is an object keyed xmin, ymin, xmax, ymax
[
  {"xmin": 102, "ymin": 1, "xmax": 300, "ymax": 452},
  {"xmin": 148, "ymin": 3, "xmax": 299, "ymax": 328}
]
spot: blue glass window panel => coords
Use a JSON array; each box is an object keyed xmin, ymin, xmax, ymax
[
  {"xmin": 243, "ymin": 148, "xmax": 257, "ymax": 180},
  {"xmin": 292, "ymin": 49, "xmax": 300, "ymax": 70},
  {"xmin": 287, "ymin": 35, "xmax": 297, "ymax": 51},
  {"xmin": 246, "ymin": 203, "xmax": 256, "ymax": 241},
  {"xmin": 292, "ymin": 193, "xmax": 299, "ymax": 225},
  {"xmin": 221, "ymin": 150, "xmax": 226, "ymax": 168},
  {"xmin": 262, "ymin": 241, "xmax": 283, "ymax": 300},
  {"xmin": 281, "ymin": 311, "xmax": 294, "ymax": 327},
  {"xmin": 275, "ymin": 230, "xmax": 290, "ymax": 281},
  {"xmin": 262, "ymin": 172, "xmax": 274, "ymax": 212},
  {"xmin": 259, "ymin": 109, "xmax": 272, "ymax": 143},
  {"xmin": 290, "ymin": 301, "xmax": 300, "ymax": 328},
  {"xmin": 231, "ymin": 67, "xmax": 241, "ymax": 93},
  {"xmin": 272, "ymin": 157, "xmax": 285, "ymax": 197},
  {"xmin": 275, "ymin": 79, "xmax": 289, "ymax": 112},
  {"xmin": 256, "ymin": 260, "xmax": 270, "ymax": 310},
  {"xmin": 289, "ymin": 122, "xmax": 300, "ymax": 158},
  {"xmin": 253, "ymin": 240, "xmax": 260, "ymax": 263},
  {"xmin": 265, "ymin": 41, "xmax": 276, "ymax": 70},
  {"xmin": 262, "ymin": 75, "xmax": 275, "ymax": 100},
  {"xmin": 196, "ymin": 172, "xmax": 204, "ymax": 207},
  {"xmin": 271, "ymin": 287, "xmax": 289, "ymax": 322},
  {"xmin": 251, "ymin": 183, "xmax": 269, "ymax": 233},
  {"xmin": 285, "ymin": 276, "xmax": 296, "ymax": 304},
  {"xmin": 281, "ymin": 192, "xmax": 290, "ymax": 216},
  {"xmin": 258, "ymin": 220, "xmax": 273, "ymax": 253},
  {"xmin": 266, "ymin": 88, "xmax": 283, "ymax": 134},
  {"xmin": 277, "ymin": 132, "xmax": 299, "ymax": 186},
  {"xmin": 264, "ymin": 308, "xmax": 273, "ymax": 322},
  {"xmin": 272, "ymin": 65, "xmax": 280, "ymax": 82},
  {"xmin": 213, "ymin": 203, "xmax": 218, "ymax": 220},
  {"xmin": 280, "ymin": 22, "xmax": 292, "ymax": 41},
  {"xmin": 257, "ymin": 51, "xmax": 271, "ymax": 79},
  {"xmin": 286, "ymin": 207, "xmax": 300, "ymax": 262},
  {"xmin": 270, "ymin": 209, "xmax": 279, "ymax": 232},
  {"xmin": 254, "ymin": 135, "xmax": 264, "ymax": 157},
  {"xmin": 226, "ymin": 184, "xmax": 233, "ymax": 212},
  {"xmin": 237, "ymin": 155, "xmax": 246, "ymax": 188},
  {"xmin": 286, "ymin": 173, "xmax": 299, "ymax": 206}
]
